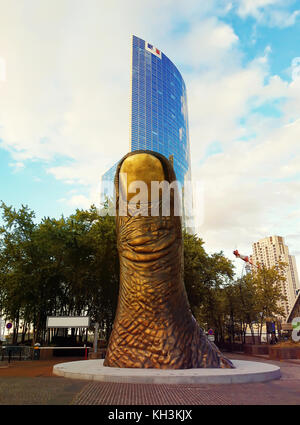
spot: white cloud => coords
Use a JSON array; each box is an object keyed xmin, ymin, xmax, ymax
[
  {"xmin": 162, "ymin": 17, "xmax": 239, "ymax": 73},
  {"xmin": 0, "ymin": 0, "xmax": 241, "ymax": 186},
  {"xmin": 237, "ymin": 0, "xmax": 283, "ymax": 18},
  {"xmin": 192, "ymin": 116, "xmax": 300, "ymax": 274},
  {"xmin": 8, "ymin": 161, "xmax": 25, "ymax": 172},
  {"xmin": 291, "ymin": 57, "xmax": 300, "ymax": 81},
  {"xmin": 188, "ymin": 60, "xmax": 267, "ymax": 159},
  {"xmin": 236, "ymin": 0, "xmax": 300, "ymax": 27},
  {"xmin": 268, "ymin": 9, "xmax": 300, "ymax": 27},
  {"xmin": 0, "ymin": 56, "xmax": 6, "ymax": 82},
  {"xmin": 66, "ymin": 194, "xmax": 94, "ymax": 209}
]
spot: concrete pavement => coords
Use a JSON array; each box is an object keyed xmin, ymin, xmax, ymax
[{"xmin": 0, "ymin": 353, "xmax": 300, "ymax": 405}]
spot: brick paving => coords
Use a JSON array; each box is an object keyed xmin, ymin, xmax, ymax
[
  {"xmin": 0, "ymin": 357, "xmax": 83, "ymax": 377},
  {"xmin": 0, "ymin": 376, "xmax": 86, "ymax": 405},
  {"xmin": 72, "ymin": 353, "xmax": 300, "ymax": 405},
  {"xmin": 0, "ymin": 357, "xmax": 87, "ymax": 405},
  {"xmin": 72, "ymin": 382, "xmax": 234, "ymax": 405},
  {"xmin": 0, "ymin": 353, "xmax": 300, "ymax": 405}
]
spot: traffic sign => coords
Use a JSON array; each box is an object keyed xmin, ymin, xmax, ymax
[
  {"xmin": 208, "ymin": 329, "xmax": 214, "ymax": 335},
  {"xmin": 6, "ymin": 323, "xmax": 12, "ymax": 329}
]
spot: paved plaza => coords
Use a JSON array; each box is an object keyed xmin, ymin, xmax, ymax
[{"xmin": 0, "ymin": 353, "xmax": 300, "ymax": 405}]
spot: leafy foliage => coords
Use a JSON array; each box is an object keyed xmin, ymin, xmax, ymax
[
  {"xmin": 0, "ymin": 202, "xmax": 119, "ymax": 343},
  {"xmin": 0, "ymin": 201, "xmax": 287, "ymax": 346}
]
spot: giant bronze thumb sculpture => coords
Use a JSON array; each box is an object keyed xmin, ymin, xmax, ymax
[{"xmin": 104, "ymin": 150, "xmax": 234, "ymax": 369}]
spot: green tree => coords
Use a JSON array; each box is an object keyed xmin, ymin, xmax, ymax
[
  {"xmin": 231, "ymin": 274, "xmax": 259, "ymax": 344},
  {"xmin": 183, "ymin": 231, "xmax": 234, "ymax": 343},
  {"xmin": 0, "ymin": 202, "xmax": 38, "ymax": 343},
  {"xmin": 220, "ymin": 264, "xmax": 287, "ymax": 345},
  {"xmin": 254, "ymin": 263, "xmax": 287, "ymax": 341},
  {"xmin": 0, "ymin": 202, "xmax": 119, "ymax": 345},
  {"xmin": 2, "ymin": 201, "xmax": 256, "ymax": 348}
]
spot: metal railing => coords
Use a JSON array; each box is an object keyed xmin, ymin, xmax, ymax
[{"xmin": 1, "ymin": 346, "xmax": 33, "ymax": 362}]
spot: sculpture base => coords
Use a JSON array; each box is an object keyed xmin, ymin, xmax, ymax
[{"xmin": 53, "ymin": 359, "xmax": 280, "ymax": 384}]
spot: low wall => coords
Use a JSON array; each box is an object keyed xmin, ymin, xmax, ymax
[
  {"xmin": 243, "ymin": 344, "xmax": 269, "ymax": 355},
  {"xmin": 37, "ymin": 347, "xmax": 88, "ymax": 360},
  {"xmin": 217, "ymin": 343, "xmax": 244, "ymax": 352},
  {"xmin": 268, "ymin": 346, "xmax": 300, "ymax": 360}
]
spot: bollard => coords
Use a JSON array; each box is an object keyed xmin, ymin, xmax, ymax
[{"xmin": 84, "ymin": 345, "xmax": 88, "ymax": 360}]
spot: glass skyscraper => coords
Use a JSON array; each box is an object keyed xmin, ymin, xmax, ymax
[
  {"xmin": 130, "ymin": 35, "xmax": 191, "ymax": 189},
  {"xmin": 101, "ymin": 35, "xmax": 193, "ymax": 229}
]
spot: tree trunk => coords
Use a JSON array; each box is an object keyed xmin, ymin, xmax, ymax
[
  {"xmin": 13, "ymin": 311, "xmax": 20, "ymax": 344},
  {"xmin": 21, "ymin": 323, "xmax": 27, "ymax": 344},
  {"xmin": 249, "ymin": 323, "xmax": 255, "ymax": 345}
]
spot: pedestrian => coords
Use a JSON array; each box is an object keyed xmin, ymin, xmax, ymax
[{"xmin": 270, "ymin": 333, "xmax": 277, "ymax": 345}]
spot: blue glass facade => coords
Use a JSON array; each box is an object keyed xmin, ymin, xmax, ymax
[
  {"xmin": 101, "ymin": 35, "xmax": 194, "ymax": 229},
  {"xmin": 100, "ymin": 162, "xmax": 118, "ymax": 214},
  {"xmin": 130, "ymin": 35, "xmax": 191, "ymax": 191},
  {"xmin": 102, "ymin": 162, "xmax": 118, "ymax": 186}
]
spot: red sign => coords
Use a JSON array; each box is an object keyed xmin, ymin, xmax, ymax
[
  {"xmin": 208, "ymin": 329, "xmax": 214, "ymax": 335},
  {"xmin": 6, "ymin": 323, "xmax": 12, "ymax": 329}
]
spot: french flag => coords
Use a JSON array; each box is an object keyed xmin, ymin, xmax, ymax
[{"xmin": 145, "ymin": 42, "xmax": 162, "ymax": 59}]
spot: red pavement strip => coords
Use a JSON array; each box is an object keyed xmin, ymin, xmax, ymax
[
  {"xmin": 1, "ymin": 353, "xmax": 300, "ymax": 405},
  {"xmin": 0, "ymin": 357, "xmax": 84, "ymax": 377}
]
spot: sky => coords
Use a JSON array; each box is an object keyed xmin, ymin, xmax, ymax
[{"xmin": 0, "ymin": 0, "xmax": 300, "ymax": 278}]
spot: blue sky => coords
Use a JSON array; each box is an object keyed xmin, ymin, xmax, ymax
[{"xmin": 0, "ymin": 0, "xmax": 300, "ymax": 276}]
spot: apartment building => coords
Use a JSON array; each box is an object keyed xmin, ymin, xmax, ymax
[{"xmin": 251, "ymin": 236, "xmax": 300, "ymax": 319}]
